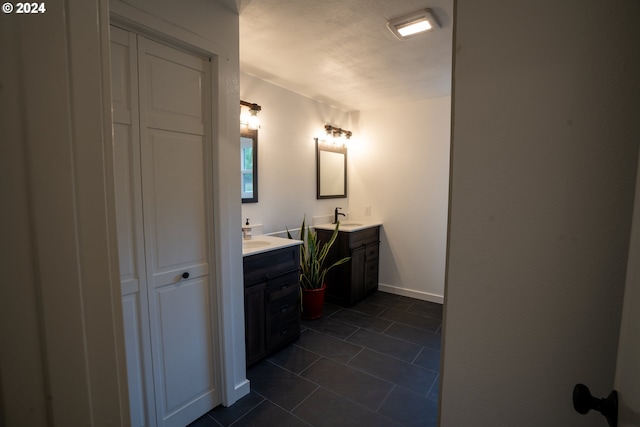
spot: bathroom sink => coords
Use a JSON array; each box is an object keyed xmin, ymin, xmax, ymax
[
  {"xmin": 242, "ymin": 240, "xmax": 271, "ymax": 249},
  {"xmin": 242, "ymin": 235, "xmax": 303, "ymax": 256},
  {"xmin": 314, "ymin": 221, "xmax": 382, "ymax": 233}
]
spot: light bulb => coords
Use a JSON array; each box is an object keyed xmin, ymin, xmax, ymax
[{"xmin": 248, "ymin": 110, "xmax": 259, "ymax": 130}]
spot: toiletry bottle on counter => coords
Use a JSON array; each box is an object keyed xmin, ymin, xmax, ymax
[{"xmin": 242, "ymin": 218, "xmax": 252, "ymax": 240}]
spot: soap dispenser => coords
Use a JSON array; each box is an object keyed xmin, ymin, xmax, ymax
[{"xmin": 242, "ymin": 218, "xmax": 252, "ymax": 240}]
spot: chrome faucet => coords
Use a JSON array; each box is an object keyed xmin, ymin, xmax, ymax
[{"xmin": 334, "ymin": 207, "xmax": 346, "ymax": 224}]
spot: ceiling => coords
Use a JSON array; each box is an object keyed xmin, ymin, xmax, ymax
[{"xmin": 236, "ymin": 0, "xmax": 453, "ymax": 112}]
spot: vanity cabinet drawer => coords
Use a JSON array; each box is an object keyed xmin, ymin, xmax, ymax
[
  {"xmin": 364, "ymin": 242, "xmax": 379, "ymax": 260},
  {"xmin": 243, "ymin": 244, "xmax": 301, "ymax": 367},
  {"xmin": 269, "ymin": 290, "xmax": 299, "ymax": 318},
  {"xmin": 349, "ymin": 226, "xmax": 379, "ymax": 248},
  {"xmin": 243, "ymin": 245, "xmax": 299, "ymax": 285},
  {"xmin": 365, "ymin": 261, "xmax": 378, "ymax": 277},
  {"xmin": 267, "ymin": 270, "xmax": 299, "ymax": 301},
  {"xmin": 268, "ymin": 319, "xmax": 300, "ymax": 350}
]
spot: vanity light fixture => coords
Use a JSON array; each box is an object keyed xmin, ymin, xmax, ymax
[
  {"xmin": 387, "ymin": 8, "xmax": 440, "ymax": 40},
  {"xmin": 323, "ymin": 124, "xmax": 352, "ymax": 147},
  {"xmin": 324, "ymin": 125, "xmax": 353, "ymax": 141},
  {"xmin": 240, "ymin": 100, "xmax": 261, "ymax": 130}
]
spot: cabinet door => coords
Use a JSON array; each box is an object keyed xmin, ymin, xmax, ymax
[
  {"xmin": 350, "ymin": 246, "xmax": 366, "ymax": 303},
  {"xmin": 245, "ymin": 283, "xmax": 267, "ymax": 366},
  {"xmin": 138, "ymin": 37, "xmax": 219, "ymax": 427},
  {"xmin": 363, "ymin": 242, "xmax": 380, "ymax": 296}
]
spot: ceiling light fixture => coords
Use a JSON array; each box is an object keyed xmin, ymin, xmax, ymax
[{"xmin": 387, "ymin": 8, "xmax": 440, "ymax": 40}]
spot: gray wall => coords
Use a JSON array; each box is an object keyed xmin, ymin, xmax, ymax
[{"xmin": 441, "ymin": 0, "xmax": 640, "ymax": 425}]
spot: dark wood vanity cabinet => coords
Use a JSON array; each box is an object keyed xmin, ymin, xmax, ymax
[
  {"xmin": 317, "ymin": 226, "xmax": 380, "ymax": 306},
  {"xmin": 243, "ymin": 244, "xmax": 300, "ymax": 366}
]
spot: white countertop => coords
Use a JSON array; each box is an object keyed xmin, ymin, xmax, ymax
[
  {"xmin": 314, "ymin": 221, "xmax": 382, "ymax": 233},
  {"xmin": 242, "ymin": 234, "xmax": 303, "ymax": 257}
]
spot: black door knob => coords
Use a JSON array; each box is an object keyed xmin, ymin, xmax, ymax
[
  {"xmin": 573, "ymin": 383, "xmax": 618, "ymax": 427},
  {"xmin": 182, "ymin": 272, "xmax": 189, "ymax": 279}
]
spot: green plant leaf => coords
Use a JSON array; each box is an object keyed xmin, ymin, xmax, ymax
[{"xmin": 288, "ymin": 216, "xmax": 351, "ymax": 290}]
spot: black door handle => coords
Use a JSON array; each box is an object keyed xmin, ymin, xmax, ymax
[{"xmin": 573, "ymin": 383, "xmax": 618, "ymax": 427}]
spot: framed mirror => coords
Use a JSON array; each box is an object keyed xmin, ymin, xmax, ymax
[
  {"xmin": 316, "ymin": 138, "xmax": 347, "ymax": 199},
  {"xmin": 241, "ymin": 128, "xmax": 258, "ymax": 203}
]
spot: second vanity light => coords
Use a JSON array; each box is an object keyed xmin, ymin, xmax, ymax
[{"xmin": 323, "ymin": 124, "xmax": 352, "ymax": 147}]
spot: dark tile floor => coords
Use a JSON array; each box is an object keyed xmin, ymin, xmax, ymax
[{"xmin": 189, "ymin": 291, "xmax": 442, "ymax": 427}]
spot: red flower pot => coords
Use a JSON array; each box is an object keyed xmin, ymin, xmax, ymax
[{"xmin": 301, "ymin": 284, "xmax": 326, "ymax": 320}]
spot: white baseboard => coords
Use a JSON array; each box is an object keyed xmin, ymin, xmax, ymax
[
  {"xmin": 224, "ymin": 379, "xmax": 250, "ymax": 407},
  {"xmin": 378, "ymin": 283, "xmax": 444, "ymax": 305}
]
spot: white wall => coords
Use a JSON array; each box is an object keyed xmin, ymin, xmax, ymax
[
  {"xmin": 240, "ymin": 72, "xmax": 351, "ymax": 232},
  {"xmin": 351, "ymin": 98, "xmax": 451, "ymax": 302},
  {"xmin": 441, "ymin": 0, "xmax": 640, "ymax": 425}
]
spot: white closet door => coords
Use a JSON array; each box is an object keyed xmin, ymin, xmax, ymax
[
  {"xmin": 138, "ymin": 37, "xmax": 219, "ymax": 427},
  {"xmin": 110, "ymin": 26, "xmax": 156, "ymax": 427}
]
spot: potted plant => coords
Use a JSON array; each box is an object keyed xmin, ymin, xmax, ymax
[{"xmin": 288, "ymin": 216, "xmax": 350, "ymax": 319}]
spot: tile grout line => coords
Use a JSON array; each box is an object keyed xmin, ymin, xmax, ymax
[
  {"xmin": 411, "ymin": 345, "xmax": 425, "ymax": 365},
  {"xmin": 306, "ymin": 316, "xmax": 439, "ymax": 353},
  {"xmin": 344, "ymin": 344, "xmax": 366, "ymax": 365},
  {"xmin": 249, "ymin": 362, "xmax": 321, "ymax": 425},
  {"xmin": 296, "ymin": 353, "xmax": 323, "ymax": 377},
  {"xmin": 375, "ymin": 384, "xmax": 397, "ymax": 413},
  {"xmin": 282, "ymin": 352, "xmax": 404, "ymax": 426},
  {"xmin": 380, "ymin": 319, "xmax": 395, "ymax": 335},
  {"xmin": 342, "ymin": 325, "xmax": 361, "ymax": 342},
  {"xmin": 347, "ymin": 346, "xmax": 439, "ymax": 377},
  {"xmin": 288, "ymin": 385, "xmax": 321, "ymax": 418},
  {"xmin": 426, "ymin": 374, "xmax": 440, "ymax": 400},
  {"xmin": 227, "ymin": 391, "xmax": 269, "ymax": 427},
  {"xmin": 204, "ymin": 412, "xmax": 224, "ymax": 427}
]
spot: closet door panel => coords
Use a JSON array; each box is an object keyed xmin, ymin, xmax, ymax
[
  {"xmin": 112, "ymin": 26, "xmax": 144, "ymax": 292},
  {"xmin": 110, "ymin": 25, "xmax": 156, "ymax": 427},
  {"xmin": 110, "ymin": 29, "xmax": 133, "ymax": 123},
  {"xmin": 121, "ymin": 294, "xmax": 147, "ymax": 427},
  {"xmin": 145, "ymin": 129, "xmax": 208, "ymax": 286},
  {"xmin": 142, "ymin": 41, "xmax": 205, "ymax": 135},
  {"xmin": 155, "ymin": 278, "xmax": 214, "ymax": 413},
  {"xmin": 113, "ymin": 123, "xmax": 139, "ymax": 293},
  {"xmin": 138, "ymin": 36, "xmax": 218, "ymax": 426}
]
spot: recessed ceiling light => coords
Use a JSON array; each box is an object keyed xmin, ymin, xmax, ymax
[{"xmin": 387, "ymin": 8, "xmax": 440, "ymax": 40}]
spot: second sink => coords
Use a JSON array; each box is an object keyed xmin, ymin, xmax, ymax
[{"xmin": 242, "ymin": 240, "xmax": 271, "ymax": 249}]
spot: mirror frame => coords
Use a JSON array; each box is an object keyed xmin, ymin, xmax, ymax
[
  {"xmin": 316, "ymin": 138, "xmax": 347, "ymax": 199},
  {"xmin": 241, "ymin": 128, "xmax": 258, "ymax": 203}
]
